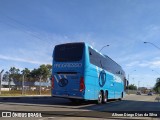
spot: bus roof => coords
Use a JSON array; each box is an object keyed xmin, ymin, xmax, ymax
[{"xmin": 53, "ymin": 42, "xmax": 125, "ymax": 75}]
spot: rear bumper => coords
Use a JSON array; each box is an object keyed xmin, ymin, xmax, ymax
[
  {"xmin": 52, "ymin": 94, "xmax": 83, "ymax": 99},
  {"xmin": 51, "ymin": 90, "xmax": 85, "ymax": 99}
]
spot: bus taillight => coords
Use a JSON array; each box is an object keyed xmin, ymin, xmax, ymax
[
  {"xmin": 80, "ymin": 77, "xmax": 85, "ymax": 92},
  {"xmin": 52, "ymin": 76, "xmax": 54, "ymax": 89}
]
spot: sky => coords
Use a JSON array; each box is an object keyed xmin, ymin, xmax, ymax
[{"xmin": 0, "ymin": 0, "xmax": 160, "ymax": 88}]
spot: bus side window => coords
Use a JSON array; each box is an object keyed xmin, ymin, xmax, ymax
[{"xmin": 100, "ymin": 60, "xmax": 103, "ymax": 69}]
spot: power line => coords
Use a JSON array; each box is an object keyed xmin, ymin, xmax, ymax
[{"xmin": 0, "ymin": 12, "xmax": 52, "ymax": 43}]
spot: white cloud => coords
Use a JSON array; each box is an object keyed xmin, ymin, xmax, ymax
[
  {"xmin": 138, "ymin": 62, "xmax": 149, "ymax": 67},
  {"xmin": 125, "ymin": 59, "xmax": 160, "ymax": 69},
  {"xmin": 149, "ymin": 60, "xmax": 160, "ymax": 68},
  {"xmin": 138, "ymin": 60, "xmax": 160, "ymax": 68},
  {"xmin": 0, "ymin": 54, "xmax": 48, "ymax": 65},
  {"xmin": 126, "ymin": 61, "xmax": 140, "ymax": 67},
  {"xmin": 151, "ymin": 60, "xmax": 160, "ymax": 66}
]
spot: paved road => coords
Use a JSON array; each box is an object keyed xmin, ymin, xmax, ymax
[{"xmin": 0, "ymin": 94, "xmax": 159, "ymax": 120}]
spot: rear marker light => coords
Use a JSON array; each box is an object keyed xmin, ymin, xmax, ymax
[{"xmin": 80, "ymin": 77, "xmax": 85, "ymax": 92}]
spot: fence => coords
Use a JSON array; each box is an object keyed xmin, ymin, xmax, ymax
[
  {"xmin": 126, "ymin": 90, "xmax": 137, "ymax": 94},
  {"xmin": 0, "ymin": 81, "xmax": 51, "ymax": 96}
]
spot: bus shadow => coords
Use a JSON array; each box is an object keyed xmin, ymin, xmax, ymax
[
  {"xmin": 0, "ymin": 96, "xmax": 122, "ymax": 110},
  {"xmin": 0, "ymin": 96, "xmax": 159, "ymax": 109},
  {"xmin": 0, "ymin": 96, "xmax": 97, "ymax": 108}
]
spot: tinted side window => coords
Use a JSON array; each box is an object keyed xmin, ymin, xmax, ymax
[
  {"xmin": 89, "ymin": 47, "xmax": 124, "ymax": 75},
  {"xmin": 89, "ymin": 47, "xmax": 103, "ymax": 69}
]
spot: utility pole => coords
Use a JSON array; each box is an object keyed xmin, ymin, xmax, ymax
[
  {"xmin": 39, "ymin": 76, "xmax": 42, "ymax": 95},
  {"xmin": 127, "ymin": 70, "xmax": 136, "ymax": 94},
  {"xmin": 138, "ymin": 81, "xmax": 140, "ymax": 91},
  {"xmin": 22, "ymin": 74, "xmax": 24, "ymax": 95},
  {"xmin": 127, "ymin": 74, "xmax": 129, "ymax": 94}
]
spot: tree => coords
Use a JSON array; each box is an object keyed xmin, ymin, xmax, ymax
[
  {"xmin": 29, "ymin": 68, "xmax": 39, "ymax": 83},
  {"xmin": 9, "ymin": 67, "xmax": 22, "ymax": 86},
  {"xmin": 29, "ymin": 64, "xmax": 52, "ymax": 95},
  {"xmin": 2, "ymin": 71, "xmax": 10, "ymax": 82},
  {"xmin": 153, "ymin": 78, "xmax": 160, "ymax": 93},
  {"xmin": 1, "ymin": 64, "xmax": 52, "ymax": 91},
  {"xmin": 9, "ymin": 67, "xmax": 20, "ymax": 75},
  {"xmin": 38, "ymin": 64, "xmax": 51, "ymax": 82},
  {"xmin": 28, "ymin": 64, "xmax": 52, "ymax": 83},
  {"xmin": 21, "ymin": 68, "xmax": 31, "ymax": 82},
  {"xmin": 21, "ymin": 68, "xmax": 30, "ymax": 76},
  {"xmin": 128, "ymin": 84, "xmax": 137, "ymax": 90},
  {"xmin": 9, "ymin": 67, "xmax": 21, "ymax": 81},
  {"xmin": 46, "ymin": 64, "xmax": 52, "ymax": 73}
]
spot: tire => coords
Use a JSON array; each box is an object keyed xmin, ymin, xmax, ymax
[
  {"xmin": 103, "ymin": 91, "xmax": 108, "ymax": 103},
  {"xmin": 97, "ymin": 91, "xmax": 103, "ymax": 104},
  {"xmin": 119, "ymin": 98, "xmax": 122, "ymax": 101},
  {"xmin": 119, "ymin": 92, "xmax": 123, "ymax": 101}
]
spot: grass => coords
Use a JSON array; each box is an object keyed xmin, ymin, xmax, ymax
[{"xmin": 0, "ymin": 90, "xmax": 51, "ymax": 96}]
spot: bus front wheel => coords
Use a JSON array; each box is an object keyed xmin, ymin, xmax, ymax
[{"xmin": 97, "ymin": 91, "xmax": 103, "ymax": 104}]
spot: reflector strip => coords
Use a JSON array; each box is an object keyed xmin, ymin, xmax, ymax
[
  {"xmin": 58, "ymin": 75, "xmax": 62, "ymax": 79},
  {"xmin": 64, "ymin": 75, "xmax": 67, "ymax": 79},
  {"xmin": 54, "ymin": 75, "xmax": 59, "ymax": 83}
]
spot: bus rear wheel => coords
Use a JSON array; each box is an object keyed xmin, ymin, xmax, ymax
[
  {"xmin": 97, "ymin": 91, "xmax": 103, "ymax": 104},
  {"xmin": 119, "ymin": 92, "xmax": 123, "ymax": 101},
  {"xmin": 102, "ymin": 91, "xmax": 108, "ymax": 103}
]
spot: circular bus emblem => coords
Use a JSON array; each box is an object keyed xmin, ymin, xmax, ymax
[
  {"xmin": 58, "ymin": 78, "xmax": 68, "ymax": 87},
  {"xmin": 99, "ymin": 70, "xmax": 106, "ymax": 87}
]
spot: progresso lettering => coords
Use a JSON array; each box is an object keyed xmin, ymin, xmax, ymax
[{"xmin": 54, "ymin": 63, "xmax": 82, "ymax": 68}]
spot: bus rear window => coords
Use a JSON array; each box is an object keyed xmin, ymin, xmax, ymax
[{"xmin": 54, "ymin": 43, "xmax": 84, "ymax": 62}]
